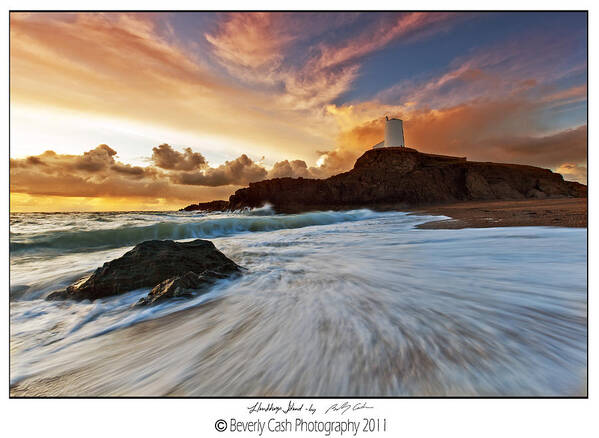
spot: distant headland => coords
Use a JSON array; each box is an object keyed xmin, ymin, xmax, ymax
[{"xmin": 181, "ymin": 147, "xmax": 586, "ymax": 216}]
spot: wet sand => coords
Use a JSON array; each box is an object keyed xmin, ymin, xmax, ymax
[{"xmin": 413, "ymin": 198, "xmax": 587, "ymax": 229}]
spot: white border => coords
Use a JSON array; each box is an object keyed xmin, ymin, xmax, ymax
[{"xmin": 2, "ymin": 3, "xmax": 595, "ymax": 438}]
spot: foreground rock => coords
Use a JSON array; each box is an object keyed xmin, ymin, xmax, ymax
[
  {"xmin": 227, "ymin": 148, "xmax": 586, "ymax": 211},
  {"xmin": 136, "ymin": 270, "xmax": 231, "ymax": 306},
  {"xmin": 180, "ymin": 200, "xmax": 229, "ymax": 212},
  {"xmin": 47, "ymin": 239, "xmax": 241, "ymax": 302}
]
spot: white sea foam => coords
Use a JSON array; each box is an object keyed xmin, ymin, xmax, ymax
[{"xmin": 9, "ymin": 210, "xmax": 587, "ymax": 395}]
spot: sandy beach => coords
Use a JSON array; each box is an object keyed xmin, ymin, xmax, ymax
[{"xmin": 413, "ymin": 198, "xmax": 587, "ymax": 229}]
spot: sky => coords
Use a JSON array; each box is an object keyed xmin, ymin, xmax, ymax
[{"xmin": 10, "ymin": 11, "xmax": 587, "ymax": 212}]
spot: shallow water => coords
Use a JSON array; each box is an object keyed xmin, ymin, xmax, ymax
[{"xmin": 9, "ymin": 209, "xmax": 587, "ymax": 396}]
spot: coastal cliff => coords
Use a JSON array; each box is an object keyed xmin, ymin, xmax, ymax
[
  {"xmin": 180, "ymin": 200, "xmax": 229, "ymax": 212},
  {"xmin": 225, "ymin": 147, "xmax": 586, "ymax": 212}
]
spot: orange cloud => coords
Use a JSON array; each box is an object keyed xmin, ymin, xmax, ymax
[
  {"xmin": 266, "ymin": 159, "xmax": 330, "ymax": 179},
  {"xmin": 268, "ymin": 159, "xmax": 312, "ymax": 178},
  {"xmin": 205, "ymin": 12, "xmax": 296, "ymax": 74},
  {"xmin": 10, "ymin": 144, "xmax": 328, "ymax": 211},
  {"xmin": 170, "ymin": 154, "xmax": 268, "ymax": 186},
  {"xmin": 10, "ymin": 12, "xmax": 336, "ymax": 161},
  {"xmin": 318, "ymin": 99, "xmax": 586, "ymax": 182},
  {"xmin": 204, "ymin": 12, "xmax": 362, "ymax": 111},
  {"xmin": 312, "ymin": 12, "xmax": 460, "ymax": 70},
  {"xmin": 9, "ymin": 11, "xmax": 587, "ymax": 208},
  {"xmin": 541, "ymin": 84, "xmax": 587, "ymax": 107},
  {"xmin": 376, "ymin": 30, "xmax": 587, "ymax": 111},
  {"xmin": 9, "ymin": 145, "xmax": 263, "ymax": 210},
  {"xmin": 316, "ymin": 29, "xmax": 587, "ymax": 179},
  {"xmin": 203, "ymin": 12, "xmax": 464, "ymax": 113},
  {"xmin": 555, "ymin": 162, "xmax": 587, "ymax": 183},
  {"xmin": 151, "ymin": 144, "xmax": 207, "ymax": 170}
]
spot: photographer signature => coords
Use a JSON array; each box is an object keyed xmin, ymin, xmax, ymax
[
  {"xmin": 247, "ymin": 401, "xmax": 316, "ymax": 415},
  {"xmin": 324, "ymin": 401, "xmax": 373, "ymax": 415},
  {"xmin": 247, "ymin": 400, "xmax": 373, "ymax": 416}
]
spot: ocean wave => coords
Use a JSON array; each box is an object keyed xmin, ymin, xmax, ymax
[
  {"xmin": 10, "ymin": 209, "xmax": 387, "ymax": 253},
  {"xmin": 9, "ymin": 220, "xmax": 587, "ymax": 395}
]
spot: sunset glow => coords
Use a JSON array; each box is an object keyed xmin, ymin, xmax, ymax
[{"xmin": 10, "ymin": 12, "xmax": 587, "ymax": 211}]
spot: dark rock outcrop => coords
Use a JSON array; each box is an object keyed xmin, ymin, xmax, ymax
[
  {"xmin": 136, "ymin": 270, "xmax": 231, "ymax": 306},
  {"xmin": 228, "ymin": 147, "xmax": 586, "ymax": 211},
  {"xmin": 180, "ymin": 200, "xmax": 229, "ymax": 212},
  {"xmin": 47, "ymin": 239, "xmax": 240, "ymax": 301}
]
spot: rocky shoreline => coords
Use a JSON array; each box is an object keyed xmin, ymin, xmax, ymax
[
  {"xmin": 179, "ymin": 200, "xmax": 229, "ymax": 212},
  {"xmin": 180, "ymin": 147, "xmax": 586, "ymax": 228}
]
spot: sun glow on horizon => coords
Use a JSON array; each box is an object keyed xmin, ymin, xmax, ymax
[
  {"xmin": 10, "ymin": 193, "xmax": 201, "ymax": 213},
  {"xmin": 10, "ymin": 104, "xmax": 286, "ymax": 167}
]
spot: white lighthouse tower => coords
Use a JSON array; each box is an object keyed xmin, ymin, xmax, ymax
[
  {"xmin": 384, "ymin": 116, "xmax": 405, "ymax": 147},
  {"xmin": 373, "ymin": 116, "xmax": 405, "ymax": 148}
]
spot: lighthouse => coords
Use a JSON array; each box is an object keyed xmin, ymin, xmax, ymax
[{"xmin": 372, "ymin": 116, "xmax": 405, "ymax": 148}]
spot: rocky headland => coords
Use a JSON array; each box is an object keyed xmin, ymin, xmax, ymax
[
  {"xmin": 229, "ymin": 148, "xmax": 586, "ymax": 211},
  {"xmin": 182, "ymin": 147, "xmax": 586, "ymax": 214},
  {"xmin": 179, "ymin": 200, "xmax": 229, "ymax": 212}
]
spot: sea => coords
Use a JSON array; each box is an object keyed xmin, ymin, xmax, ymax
[{"xmin": 9, "ymin": 207, "xmax": 587, "ymax": 396}]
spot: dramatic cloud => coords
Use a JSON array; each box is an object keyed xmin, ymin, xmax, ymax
[
  {"xmin": 311, "ymin": 12, "xmax": 462, "ymax": 71},
  {"xmin": 10, "ymin": 145, "xmax": 275, "ymax": 207},
  {"xmin": 9, "ymin": 12, "xmax": 587, "ymax": 210},
  {"xmin": 268, "ymin": 159, "xmax": 313, "ymax": 178},
  {"xmin": 10, "ymin": 144, "xmax": 152, "ymax": 179},
  {"xmin": 151, "ymin": 144, "xmax": 207, "ymax": 170},
  {"xmin": 10, "ymin": 145, "xmax": 239, "ymax": 205},
  {"xmin": 490, "ymin": 126, "xmax": 587, "ymax": 169},
  {"xmin": 376, "ymin": 28, "xmax": 587, "ymax": 111},
  {"xmin": 171, "ymin": 154, "xmax": 268, "ymax": 186},
  {"xmin": 204, "ymin": 12, "xmax": 363, "ymax": 110},
  {"xmin": 9, "ymin": 12, "xmax": 334, "ymax": 160},
  {"xmin": 77, "ymin": 145, "xmax": 122, "ymax": 172},
  {"xmin": 315, "ymin": 29, "xmax": 587, "ymax": 179},
  {"xmin": 203, "ymin": 12, "xmax": 467, "ymax": 112},
  {"xmin": 205, "ymin": 12, "xmax": 295, "ymax": 75},
  {"xmin": 314, "ymin": 118, "xmax": 386, "ymax": 175},
  {"xmin": 320, "ymin": 102, "xmax": 587, "ymax": 179},
  {"xmin": 11, "ymin": 145, "xmax": 163, "ymax": 198}
]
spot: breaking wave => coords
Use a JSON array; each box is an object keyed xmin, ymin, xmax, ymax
[{"xmin": 10, "ymin": 209, "xmax": 388, "ymax": 253}]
